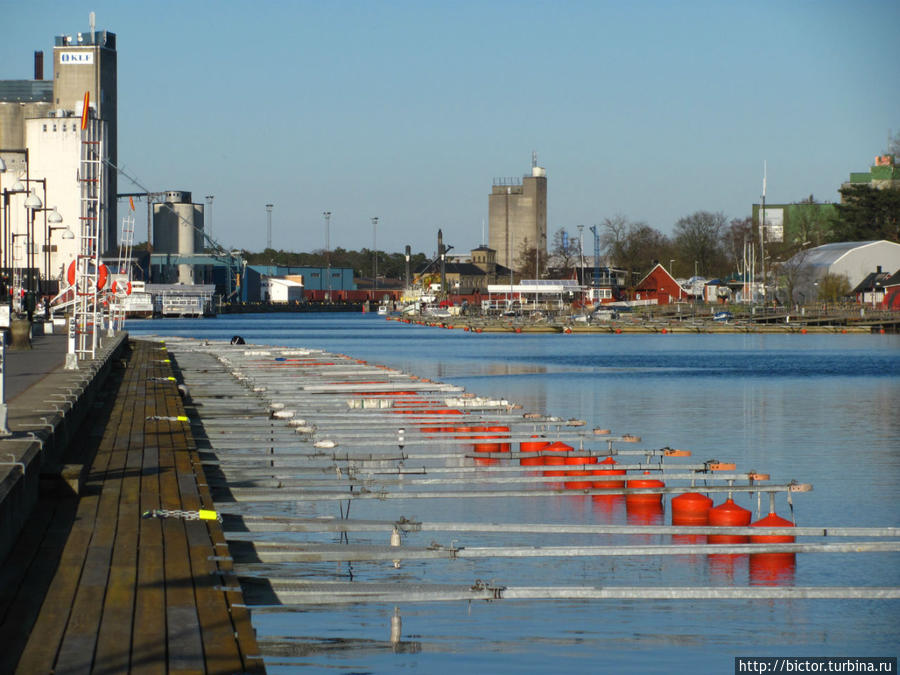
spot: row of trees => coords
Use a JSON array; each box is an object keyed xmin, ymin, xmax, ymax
[
  {"xmin": 230, "ymin": 169, "xmax": 896, "ymax": 290},
  {"xmin": 528, "ymin": 183, "xmax": 898, "ymax": 284}
]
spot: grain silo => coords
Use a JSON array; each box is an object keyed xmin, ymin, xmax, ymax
[{"xmin": 152, "ymin": 191, "xmax": 205, "ymax": 284}]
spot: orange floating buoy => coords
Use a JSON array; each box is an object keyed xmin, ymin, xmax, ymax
[
  {"xmin": 519, "ymin": 454, "xmax": 544, "ymax": 466},
  {"xmin": 625, "ymin": 471, "xmax": 664, "ymax": 506},
  {"xmin": 750, "ymin": 512, "xmax": 795, "ymax": 544},
  {"xmin": 520, "ymin": 436, "xmax": 549, "ymax": 453},
  {"xmin": 749, "ymin": 513, "xmax": 797, "ymax": 586},
  {"xmin": 564, "ymin": 455, "xmax": 597, "ymax": 489},
  {"xmin": 542, "ymin": 454, "xmax": 567, "ymax": 477},
  {"xmin": 544, "ymin": 441, "xmax": 573, "ymax": 453},
  {"xmin": 672, "ymin": 492, "xmax": 712, "ymax": 520},
  {"xmin": 615, "ymin": 328, "xmax": 622, "ymax": 334},
  {"xmin": 486, "ymin": 425, "xmax": 510, "ymax": 452},
  {"xmin": 708, "ymin": 498, "xmax": 752, "ymax": 543},
  {"xmin": 592, "ymin": 456, "xmax": 626, "ymax": 489},
  {"xmin": 800, "ymin": 328, "xmax": 807, "ymax": 334},
  {"xmin": 661, "ymin": 328, "xmax": 667, "ymax": 334}
]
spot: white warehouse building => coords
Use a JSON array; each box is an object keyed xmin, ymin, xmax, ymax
[
  {"xmin": 790, "ymin": 240, "xmax": 900, "ymax": 300},
  {"xmin": 261, "ymin": 275, "xmax": 304, "ymax": 303}
]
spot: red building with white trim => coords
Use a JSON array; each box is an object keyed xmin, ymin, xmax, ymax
[{"xmin": 632, "ymin": 264, "xmax": 687, "ymax": 305}]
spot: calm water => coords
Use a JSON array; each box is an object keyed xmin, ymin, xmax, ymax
[{"xmin": 128, "ymin": 313, "xmax": 900, "ymax": 674}]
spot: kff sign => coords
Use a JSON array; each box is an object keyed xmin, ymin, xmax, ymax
[{"xmin": 60, "ymin": 52, "xmax": 94, "ymax": 64}]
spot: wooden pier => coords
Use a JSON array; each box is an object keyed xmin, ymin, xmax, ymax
[{"xmin": 0, "ymin": 340, "xmax": 263, "ymax": 674}]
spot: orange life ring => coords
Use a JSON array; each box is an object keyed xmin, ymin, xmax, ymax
[
  {"xmin": 126, "ymin": 281, "xmax": 132, "ymax": 296},
  {"xmin": 66, "ymin": 260, "xmax": 109, "ymax": 291},
  {"xmin": 111, "ymin": 280, "xmax": 118, "ymax": 294}
]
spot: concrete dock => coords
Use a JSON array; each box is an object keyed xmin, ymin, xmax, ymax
[{"xmin": 0, "ymin": 335, "xmax": 262, "ymax": 674}]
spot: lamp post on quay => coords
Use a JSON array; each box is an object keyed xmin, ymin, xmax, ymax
[
  {"xmin": 2, "ymin": 181, "xmax": 33, "ymax": 307},
  {"xmin": 46, "ymin": 210, "xmax": 74, "ymax": 298}
]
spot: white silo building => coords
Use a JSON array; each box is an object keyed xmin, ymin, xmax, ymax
[{"xmin": 152, "ymin": 191, "xmax": 204, "ymax": 284}]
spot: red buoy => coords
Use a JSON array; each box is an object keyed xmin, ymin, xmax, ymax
[
  {"xmin": 542, "ymin": 454, "xmax": 567, "ymax": 477},
  {"xmin": 625, "ymin": 471, "xmax": 664, "ymax": 506},
  {"xmin": 592, "ymin": 456, "xmax": 626, "ymax": 489},
  {"xmin": 486, "ymin": 425, "xmax": 510, "ymax": 452},
  {"xmin": 564, "ymin": 455, "xmax": 597, "ymax": 489},
  {"xmin": 671, "ymin": 492, "xmax": 713, "ymax": 525},
  {"xmin": 520, "ymin": 436, "xmax": 549, "ymax": 453},
  {"xmin": 750, "ymin": 512, "xmax": 795, "ymax": 544},
  {"xmin": 519, "ymin": 454, "xmax": 544, "ymax": 466},
  {"xmin": 708, "ymin": 498, "xmax": 752, "ymax": 543},
  {"xmin": 543, "ymin": 441, "xmax": 573, "ymax": 453}
]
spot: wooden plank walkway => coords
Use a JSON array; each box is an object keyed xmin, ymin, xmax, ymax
[{"xmin": 0, "ymin": 339, "xmax": 264, "ymax": 674}]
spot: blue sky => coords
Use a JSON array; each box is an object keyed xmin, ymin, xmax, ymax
[{"xmin": 5, "ymin": 1, "xmax": 899, "ymax": 256}]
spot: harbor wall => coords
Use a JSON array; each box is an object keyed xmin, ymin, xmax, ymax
[{"xmin": 0, "ymin": 332, "xmax": 128, "ymax": 563}]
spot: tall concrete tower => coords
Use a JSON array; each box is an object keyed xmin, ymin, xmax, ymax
[
  {"xmin": 153, "ymin": 191, "xmax": 204, "ymax": 284},
  {"xmin": 488, "ymin": 156, "xmax": 547, "ymax": 273},
  {"xmin": 53, "ymin": 14, "xmax": 117, "ymax": 252}
]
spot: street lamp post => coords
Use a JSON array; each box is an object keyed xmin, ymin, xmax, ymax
[
  {"xmin": 47, "ymin": 215, "xmax": 74, "ymax": 301},
  {"xmin": 371, "ymin": 216, "xmax": 379, "ymax": 292},
  {"xmin": 323, "ymin": 211, "xmax": 331, "ymax": 301},
  {"xmin": 577, "ymin": 224, "xmax": 584, "ymax": 285},
  {"xmin": 24, "ymin": 189, "xmax": 42, "ymax": 296}
]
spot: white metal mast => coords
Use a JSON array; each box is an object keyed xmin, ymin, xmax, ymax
[
  {"xmin": 67, "ymin": 93, "xmax": 104, "ymax": 369},
  {"xmin": 109, "ymin": 211, "xmax": 135, "ymax": 333}
]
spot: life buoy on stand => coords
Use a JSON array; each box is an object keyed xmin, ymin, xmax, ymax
[{"xmin": 66, "ymin": 259, "xmax": 110, "ymax": 291}]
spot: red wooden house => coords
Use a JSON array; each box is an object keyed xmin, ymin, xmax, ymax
[{"xmin": 632, "ymin": 264, "xmax": 687, "ymax": 305}]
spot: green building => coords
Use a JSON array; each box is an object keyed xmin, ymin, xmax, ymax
[
  {"xmin": 750, "ymin": 201, "xmax": 838, "ymax": 247},
  {"xmin": 842, "ymin": 154, "xmax": 900, "ymax": 192}
]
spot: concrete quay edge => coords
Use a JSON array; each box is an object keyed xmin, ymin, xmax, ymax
[{"xmin": 0, "ymin": 332, "xmax": 128, "ymax": 564}]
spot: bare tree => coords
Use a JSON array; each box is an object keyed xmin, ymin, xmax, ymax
[
  {"xmin": 599, "ymin": 214, "xmax": 629, "ymax": 263},
  {"xmin": 673, "ymin": 211, "xmax": 727, "ymax": 277},
  {"xmin": 515, "ymin": 237, "xmax": 539, "ymax": 279},
  {"xmin": 773, "ymin": 246, "xmax": 815, "ymax": 306},
  {"xmin": 722, "ymin": 217, "xmax": 753, "ymax": 275},
  {"xmin": 617, "ymin": 223, "xmax": 673, "ymax": 283},
  {"xmin": 886, "ymin": 130, "xmax": 900, "ymax": 157},
  {"xmin": 550, "ymin": 228, "xmax": 578, "ymax": 274}
]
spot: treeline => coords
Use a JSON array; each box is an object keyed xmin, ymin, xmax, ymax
[
  {"xmin": 526, "ymin": 185, "xmax": 898, "ymax": 281},
  {"xmin": 223, "ymin": 184, "xmax": 896, "ymax": 284}
]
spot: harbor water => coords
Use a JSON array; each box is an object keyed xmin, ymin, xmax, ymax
[{"xmin": 128, "ymin": 313, "xmax": 900, "ymax": 674}]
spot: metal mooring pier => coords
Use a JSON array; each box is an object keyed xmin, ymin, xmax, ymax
[
  {"xmin": 3, "ymin": 335, "xmax": 896, "ymax": 673},
  {"xmin": 157, "ymin": 336, "xmax": 898, "ymax": 660}
]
